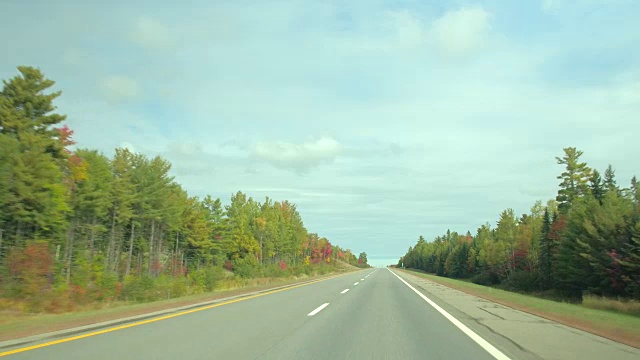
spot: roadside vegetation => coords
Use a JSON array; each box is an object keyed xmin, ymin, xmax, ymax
[
  {"xmin": 0, "ymin": 67, "xmax": 370, "ymax": 315},
  {"xmin": 399, "ymin": 146, "xmax": 640, "ymax": 308},
  {"xmin": 0, "ymin": 263, "xmax": 357, "ymax": 342}
]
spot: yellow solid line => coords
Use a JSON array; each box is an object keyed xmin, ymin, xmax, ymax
[{"xmin": 0, "ymin": 273, "xmax": 346, "ymax": 357}]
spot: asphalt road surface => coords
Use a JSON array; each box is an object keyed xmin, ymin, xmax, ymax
[{"xmin": 1, "ymin": 268, "xmax": 637, "ymax": 360}]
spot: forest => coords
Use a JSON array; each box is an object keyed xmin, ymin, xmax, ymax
[
  {"xmin": 399, "ymin": 147, "xmax": 640, "ymax": 301},
  {"xmin": 0, "ymin": 66, "xmax": 369, "ymax": 312}
]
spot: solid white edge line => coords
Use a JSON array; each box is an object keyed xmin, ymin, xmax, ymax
[
  {"xmin": 341, "ymin": 289, "xmax": 350, "ymax": 294},
  {"xmin": 387, "ymin": 268, "xmax": 511, "ymax": 360},
  {"xmin": 354, "ymin": 282, "xmax": 359, "ymax": 286},
  {"xmin": 307, "ymin": 303, "xmax": 330, "ymax": 316}
]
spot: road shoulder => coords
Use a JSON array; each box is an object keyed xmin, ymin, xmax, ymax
[{"xmin": 391, "ymin": 268, "xmax": 640, "ymax": 360}]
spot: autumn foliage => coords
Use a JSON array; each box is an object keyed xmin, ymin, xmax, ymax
[{"xmin": 5, "ymin": 242, "xmax": 54, "ymax": 311}]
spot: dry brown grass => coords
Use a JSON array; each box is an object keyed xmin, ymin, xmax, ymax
[{"xmin": 583, "ymin": 295, "xmax": 640, "ymax": 317}]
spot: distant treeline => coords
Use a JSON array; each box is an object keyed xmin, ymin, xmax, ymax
[
  {"xmin": 0, "ymin": 66, "xmax": 369, "ymax": 312},
  {"xmin": 399, "ymin": 147, "xmax": 640, "ymax": 300}
]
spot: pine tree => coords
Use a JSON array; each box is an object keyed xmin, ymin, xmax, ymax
[
  {"xmin": 0, "ymin": 66, "xmax": 66, "ymax": 157},
  {"xmin": 0, "ymin": 135, "xmax": 18, "ymax": 231},
  {"xmin": 589, "ymin": 169, "xmax": 604, "ymax": 204},
  {"xmin": 556, "ymin": 193, "xmax": 632, "ymax": 298},
  {"xmin": 604, "ymin": 164, "xmax": 620, "ymax": 195},
  {"xmin": 556, "ymin": 147, "xmax": 591, "ymax": 213},
  {"xmin": 629, "ymin": 176, "xmax": 639, "ymax": 204},
  {"xmin": 0, "ymin": 67, "xmax": 70, "ymax": 242},
  {"xmin": 72, "ymin": 149, "xmax": 113, "ymax": 262},
  {"xmin": 110, "ymin": 148, "xmax": 137, "ymax": 276},
  {"xmin": 619, "ymin": 221, "xmax": 640, "ymax": 298},
  {"xmin": 538, "ymin": 208, "xmax": 553, "ymax": 288}
]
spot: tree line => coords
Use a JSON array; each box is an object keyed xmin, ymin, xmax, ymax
[
  {"xmin": 0, "ymin": 66, "xmax": 369, "ymax": 311},
  {"xmin": 399, "ymin": 147, "xmax": 640, "ymax": 300}
]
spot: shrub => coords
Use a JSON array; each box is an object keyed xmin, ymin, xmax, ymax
[
  {"xmin": 261, "ymin": 264, "xmax": 280, "ymax": 278},
  {"xmin": 233, "ymin": 257, "xmax": 260, "ymax": 278},
  {"xmin": 190, "ymin": 266, "xmax": 224, "ymax": 292},
  {"xmin": 290, "ymin": 265, "xmax": 304, "ymax": 277},
  {"xmin": 500, "ymin": 271, "xmax": 540, "ymax": 292},
  {"xmin": 5, "ymin": 241, "xmax": 54, "ymax": 312},
  {"xmin": 100, "ymin": 272, "xmax": 119, "ymax": 300},
  {"xmin": 471, "ymin": 272, "xmax": 500, "ymax": 286},
  {"xmin": 121, "ymin": 275, "xmax": 155, "ymax": 302}
]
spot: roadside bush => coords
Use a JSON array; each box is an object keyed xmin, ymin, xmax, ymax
[
  {"xmin": 190, "ymin": 266, "xmax": 224, "ymax": 292},
  {"xmin": 290, "ymin": 265, "xmax": 304, "ymax": 277},
  {"xmin": 262, "ymin": 263, "xmax": 292, "ymax": 278},
  {"xmin": 316, "ymin": 265, "xmax": 331, "ymax": 275},
  {"xmin": 92, "ymin": 270, "xmax": 119, "ymax": 302},
  {"xmin": 500, "ymin": 271, "xmax": 540, "ymax": 292},
  {"xmin": 5, "ymin": 241, "xmax": 54, "ymax": 312},
  {"xmin": 471, "ymin": 272, "xmax": 500, "ymax": 286},
  {"xmin": 233, "ymin": 257, "xmax": 260, "ymax": 278},
  {"xmin": 156, "ymin": 274, "xmax": 189, "ymax": 299},
  {"xmin": 303, "ymin": 265, "xmax": 313, "ymax": 276},
  {"xmin": 121, "ymin": 275, "xmax": 155, "ymax": 302}
]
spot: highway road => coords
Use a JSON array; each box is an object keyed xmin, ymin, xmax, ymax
[{"xmin": 1, "ymin": 268, "xmax": 638, "ymax": 360}]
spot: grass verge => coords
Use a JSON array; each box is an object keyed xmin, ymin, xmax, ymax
[
  {"xmin": 582, "ymin": 295, "xmax": 640, "ymax": 317},
  {"xmin": 400, "ymin": 269, "xmax": 640, "ymax": 349},
  {"xmin": 0, "ymin": 268, "xmax": 355, "ymax": 342}
]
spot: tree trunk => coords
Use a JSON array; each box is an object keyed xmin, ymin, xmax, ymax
[
  {"xmin": 148, "ymin": 219, "xmax": 155, "ymax": 277},
  {"xmin": 89, "ymin": 216, "xmax": 97, "ymax": 263},
  {"xmin": 259, "ymin": 235, "xmax": 263, "ymax": 266},
  {"xmin": 156, "ymin": 226, "xmax": 163, "ymax": 276},
  {"xmin": 107, "ymin": 211, "xmax": 116, "ymax": 270},
  {"xmin": 0, "ymin": 229, "xmax": 4, "ymax": 259},
  {"xmin": 65, "ymin": 219, "xmax": 76, "ymax": 284},
  {"xmin": 125, "ymin": 222, "xmax": 135, "ymax": 277},
  {"xmin": 114, "ymin": 230, "xmax": 123, "ymax": 274},
  {"xmin": 174, "ymin": 232, "xmax": 179, "ymax": 275}
]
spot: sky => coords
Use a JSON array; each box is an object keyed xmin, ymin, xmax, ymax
[{"xmin": 1, "ymin": 0, "xmax": 639, "ymax": 267}]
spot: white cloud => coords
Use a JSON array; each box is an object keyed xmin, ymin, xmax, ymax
[
  {"xmin": 99, "ymin": 75, "xmax": 139, "ymax": 103},
  {"xmin": 429, "ymin": 7, "xmax": 492, "ymax": 58},
  {"xmin": 252, "ymin": 136, "xmax": 343, "ymax": 173},
  {"xmin": 4, "ymin": 0, "xmax": 639, "ymax": 260},
  {"xmin": 130, "ymin": 17, "xmax": 174, "ymax": 51}
]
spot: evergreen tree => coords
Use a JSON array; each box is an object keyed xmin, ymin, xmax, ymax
[
  {"xmin": 589, "ymin": 169, "xmax": 604, "ymax": 204},
  {"xmin": 0, "ymin": 67, "xmax": 70, "ymax": 242},
  {"xmin": 556, "ymin": 147, "xmax": 591, "ymax": 213},
  {"xmin": 619, "ymin": 221, "xmax": 640, "ymax": 298},
  {"xmin": 629, "ymin": 176, "xmax": 639, "ymax": 204},
  {"xmin": 538, "ymin": 208, "xmax": 553, "ymax": 288},
  {"xmin": 0, "ymin": 66, "xmax": 66, "ymax": 158},
  {"xmin": 604, "ymin": 164, "xmax": 619, "ymax": 195}
]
